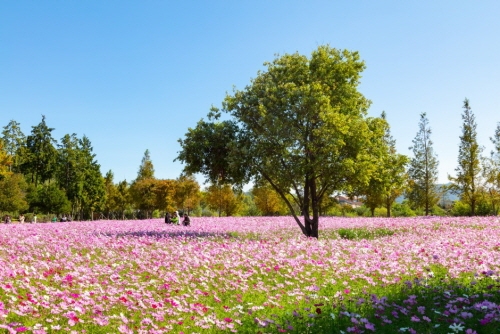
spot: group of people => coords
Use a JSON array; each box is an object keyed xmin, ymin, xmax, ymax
[
  {"xmin": 3, "ymin": 214, "xmax": 25, "ymax": 223},
  {"xmin": 165, "ymin": 211, "xmax": 191, "ymax": 226}
]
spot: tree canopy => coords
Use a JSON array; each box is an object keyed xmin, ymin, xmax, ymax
[{"xmin": 178, "ymin": 45, "xmax": 388, "ymax": 237}]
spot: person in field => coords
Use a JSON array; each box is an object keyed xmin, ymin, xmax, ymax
[
  {"xmin": 165, "ymin": 212, "xmax": 172, "ymax": 224},
  {"xmin": 182, "ymin": 213, "xmax": 191, "ymax": 226},
  {"xmin": 171, "ymin": 211, "xmax": 181, "ymax": 225}
]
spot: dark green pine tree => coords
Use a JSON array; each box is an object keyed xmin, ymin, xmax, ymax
[
  {"xmin": 56, "ymin": 133, "xmax": 82, "ymax": 206},
  {"xmin": 79, "ymin": 135, "xmax": 106, "ymax": 219},
  {"xmin": 20, "ymin": 115, "xmax": 58, "ymax": 186},
  {"xmin": 407, "ymin": 113, "xmax": 439, "ymax": 215},
  {"xmin": 449, "ymin": 99, "xmax": 483, "ymax": 216}
]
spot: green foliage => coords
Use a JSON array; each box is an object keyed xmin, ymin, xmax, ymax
[
  {"xmin": 483, "ymin": 122, "xmax": 500, "ymax": 215},
  {"xmin": 337, "ymin": 227, "xmax": 395, "ymax": 240},
  {"xmin": 391, "ymin": 202, "xmax": 416, "ymax": 217},
  {"xmin": 179, "ymin": 45, "xmax": 388, "ymax": 237},
  {"xmin": 359, "ymin": 112, "xmax": 409, "ymax": 217},
  {"xmin": 449, "ymin": 99, "xmax": 483, "ymax": 215},
  {"xmin": 136, "ymin": 149, "xmax": 155, "ymax": 181},
  {"xmin": 176, "ymin": 120, "xmax": 244, "ymax": 185},
  {"xmin": 29, "ymin": 183, "xmax": 71, "ymax": 214},
  {"xmin": 0, "ymin": 173, "xmax": 28, "ymax": 213},
  {"xmin": 241, "ymin": 192, "xmax": 261, "ymax": 216},
  {"xmin": 407, "ymin": 112, "xmax": 440, "ymax": 215},
  {"xmin": 1, "ymin": 120, "xmax": 25, "ymax": 172},
  {"xmin": 451, "ymin": 200, "xmax": 471, "ymax": 216},
  {"xmin": 19, "ymin": 115, "xmax": 58, "ymax": 186}
]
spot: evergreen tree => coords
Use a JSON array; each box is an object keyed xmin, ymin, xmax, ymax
[
  {"xmin": 380, "ymin": 112, "xmax": 409, "ymax": 217},
  {"xmin": 137, "ymin": 149, "xmax": 155, "ymax": 181},
  {"xmin": 115, "ymin": 180, "xmax": 132, "ymax": 219},
  {"xmin": 407, "ymin": 113, "xmax": 439, "ymax": 215},
  {"xmin": 56, "ymin": 134, "xmax": 82, "ymax": 205},
  {"xmin": 1, "ymin": 120, "xmax": 25, "ymax": 172},
  {"xmin": 20, "ymin": 115, "xmax": 58, "ymax": 186},
  {"xmin": 78, "ymin": 136, "xmax": 106, "ymax": 219},
  {"xmin": 483, "ymin": 123, "xmax": 500, "ymax": 215},
  {"xmin": 103, "ymin": 170, "xmax": 119, "ymax": 218},
  {"xmin": 130, "ymin": 150, "xmax": 156, "ymax": 217},
  {"xmin": 449, "ymin": 99, "xmax": 483, "ymax": 215}
]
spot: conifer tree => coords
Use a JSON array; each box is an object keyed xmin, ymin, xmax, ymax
[
  {"xmin": 137, "ymin": 149, "xmax": 155, "ymax": 181},
  {"xmin": 1, "ymin": 120, "xmax": 25, "ymax": 172},
  {"xmin": 407, "ymin": 113, "xmax": 439, "ymax": 215},
  {"xmin": 20, "ymin": 115, "xmax": 58, "ymax": 186},
  {"xmin": 130, "ymin": 150, "xmax": 156, "ymax": 218},
  {"xmin": 449, "ymin": 99, "xmax": 483, "ymax": 215},
  {"xmin": 483, "ymin": 123, "xmax": 500, "ymax": 215}
]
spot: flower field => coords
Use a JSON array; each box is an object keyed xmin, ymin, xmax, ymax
[{"xmin": 1, "ymin": 216, "xmax": 500, "ymax": 333}]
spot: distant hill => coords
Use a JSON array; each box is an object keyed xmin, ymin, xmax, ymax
[{"xmin": 396, "ymin": 184, "xmax": 460, "ymax": 204}]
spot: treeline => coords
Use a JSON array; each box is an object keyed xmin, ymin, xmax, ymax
[
  {"xmin": 0, "ymin": 116, "xmax": 302, "ymax": 220},
  {"xmin": 177, "ymin": 100, "xmax": 500, "ymax": 218},
  {"xmin": 1, "ymin": 104, "xmax": 499, "ymax": 220}
]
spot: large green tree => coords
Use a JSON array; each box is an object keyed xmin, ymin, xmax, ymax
[
  {"xmin": 20, "ymin": 115, "xmax": 58, "ymax": 186},
  {"xmin": 56, "ymin": 134, "xmax": 82, "ymax": 205},
  {"xmin": 55, "ymin": 134, "xmax": 105, "ymax": 219},
  {"xmin": 177, "ymin": 119, "xmax": 244, "ymax": 186},
  {"xmin": 29, "ymin": 183, "xmax": 71, "ymax": 215},
  {"xmin": 178, "ymin": 46, "xmax": 386, "ymax": 237},
  {"xmin": 78, "ymin": 136, "xmax": 106, "ymax": 219},
  {"xmin": 449, "ymin": 99, "xmax": 483, "ymax": 216},
  {"xmin": 407, "ymin": 113, "xmax": 439, "ymax": 215}
]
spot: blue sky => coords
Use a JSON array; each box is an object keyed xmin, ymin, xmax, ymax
[{"xmin": 1, "ymin": 1, "xmax": 499, "ymax": 186}]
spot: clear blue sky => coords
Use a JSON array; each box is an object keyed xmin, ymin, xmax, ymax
[{"xmin": 1, "ymin": 1, "xmax": 499, "ymax": 186}]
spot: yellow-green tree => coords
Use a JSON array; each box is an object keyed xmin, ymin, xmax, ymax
[
  {"xmin": 173, "ymin": 175, "xmax": 201, "ymax": 214},
  {"xmin": 0, "ymin": 139, "xmax": 13, "ymax": 179},
  {"xmin": 154, "ymin": 179, "xmax": 177, "ymax": 213},
  {"xmin": 205, "ymin": 184, "xmax": 243, "ymax": 217},
  {"xmin": 251, "ymin": 183, "xmax": 286, "ymax": 215}
]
